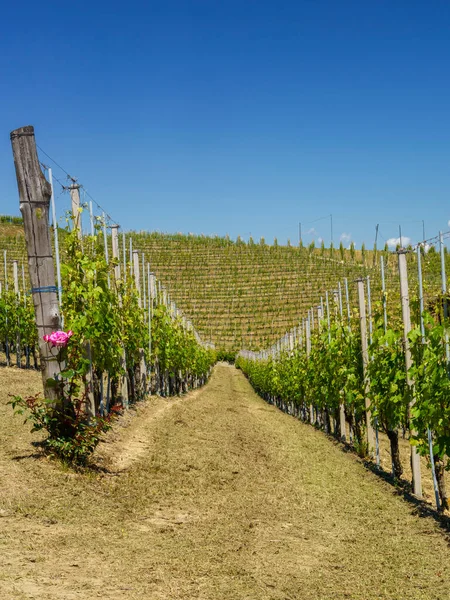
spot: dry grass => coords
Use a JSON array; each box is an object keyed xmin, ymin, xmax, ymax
[
  {"xmin": 0, "ymin": 364, "xmax": 449, "ymax": 599},
  {"xmin": 342, "ymin": 420, "xmax": 449, "ymax": 513}
]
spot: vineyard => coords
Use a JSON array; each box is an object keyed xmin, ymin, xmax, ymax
[
  {"xmin": 4, "ymin": 222, "xmax": 449, "ymax": 351},
  {"xmin": 0, "ymin": 223, "xmax": 378, "ymax": 351},
  {"xmin": 1, "ymin": 126, "xmax": 450, "ymax": 599},
  {"xmin": 1, "ymin": 126, "xmax": 217, "ymax": 464}
]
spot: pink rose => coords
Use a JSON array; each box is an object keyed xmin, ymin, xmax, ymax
[{"xmin": 43, "ymin": 330, "xmax": 73, "ymax": 347}]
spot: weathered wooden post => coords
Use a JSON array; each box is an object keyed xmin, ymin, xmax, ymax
[
  {"xmin": 48, "ymin": 168, "xmax": 63, "ymax": 312},
  {"xmin": 69, "ymin": 180, "xmax": 82, "ymax": 238},
  {"xmin": 142, "ymin": 254, "xmax": 146, "ymax": 310},
  {"xmin": 366, "ymin": 275, "xmax": 380, "ymax": 466},
  {"xmin": 356, "ymin": 277, "xmax": 375, "ymax": 456},
  {"xmin": 337, "ymin": 281, "xmax": 346, "ymax": 442},
  {"xmin": 147, "ymin": 263, "xmax": 152, "ymax": 388},
  {"xmin": 3, "ymin": 250, "xmax": 10, "ymax": 367},
  {"xmin": 398, "ymin": 249, "xmax": 422, "ymax": 498},
  {"xmin": 305, "ymin": 313, "xmax": 314, "ymax": 424},
  {"xmin": 122, "ymin": 232, "xmax": 127, "ymax": 283},
  {"xmin": 10, "ymin": 125, "xmax": 62, "ymax": 402},
  {"xmin": 3, "ymin": 249, "xmax": 7, "ymax": 291},
  {"xmin": 417, "ymin": 245, "xmax": 441, "ymax": 509},
  {"xmin": 88, "ymin": 201, "xmax": 95, "ymax": 236},
  {"xmin": 133, "ymin": 249, "xmax": 146, "ymax": 396},
  {"xmin": 133, "ymin": 250, "xmax": 141, "ymax": 307},
  {"xmin": 12, "ymin": 260, "xmax": 21, "ymax": 367},
  {"xmin": 111, "ymin": 225, "xmax": 129, "ymax": 408},
  {"xmin": 111, "ymin": 225, "xmax": 121, "ymax": 281},
  {"xmin": 13, "ymin": 260, "xmax": 19, "ymax": 296}
]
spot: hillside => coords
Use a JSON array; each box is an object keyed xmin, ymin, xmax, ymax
[
  {"xmin": 0, "ymin": 221, "xmax": 375, "ymax": 349},
  {"xmin": 1, "ymin": 220, "xmax": 447, "ymax": 350},
  {"xmin": 132, "ymin": 231, "xmax": 378, "ymax": 349}
]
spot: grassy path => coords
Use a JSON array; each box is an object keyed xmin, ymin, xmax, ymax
[{"xmin": 0, "ymin": 364, "xmax": 449, "ymax": 599}]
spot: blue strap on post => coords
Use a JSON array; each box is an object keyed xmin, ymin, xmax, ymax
[{"xmin": 29, "ymin": 286, "xmax": 61, "ymax": 294}]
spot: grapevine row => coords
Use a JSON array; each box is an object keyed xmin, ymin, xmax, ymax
[{"xmin": 237, "ymin": 237, "xmax": 450, "ymax": 512}]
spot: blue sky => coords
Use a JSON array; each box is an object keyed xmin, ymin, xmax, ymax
[{"xmin": 1, "ymin": 0, "xmax": 450, "ymax": 248}]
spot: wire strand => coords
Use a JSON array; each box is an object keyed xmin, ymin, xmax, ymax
[{"xmin": 37, "ymin": 146, "xmax": 119, "ymax": 227}]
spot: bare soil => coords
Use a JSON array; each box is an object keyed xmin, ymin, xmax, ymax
[{"xmin": 0, "ymin": 364, "xmax": 449, "ymax": 599}]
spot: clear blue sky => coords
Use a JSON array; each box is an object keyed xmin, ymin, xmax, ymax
[{"xmin": 1, "ymin": 0, "xmax": 449, "ymax": 248}]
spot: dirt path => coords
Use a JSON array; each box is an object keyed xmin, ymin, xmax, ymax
[{"xmin": 0, "ymin": 364, "xmax": 449, "ymax": 599}]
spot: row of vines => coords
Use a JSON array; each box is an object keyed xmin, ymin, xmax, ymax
[
  {"xmin": 6, "ymin": 203, "xmax": 216, "ymax": 464},
  {"xmin": 237, "ymin": 237, "xmax": 450, "ymax": 513}
]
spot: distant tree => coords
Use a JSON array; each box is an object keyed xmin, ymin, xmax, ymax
[
  {"xmin": 273, "ymin": 237, "xmax": 278, "ymax": 247},
  {"xmin": 248, "ymin": 236, "xmax": 254, "ymax": 246},
  {"xmin": 320, "ymin": 240, "xmax": 325, "ymax": 255},
  {"xmin": 350, "ymin": 242, "xmax": 356, "ymax": 261},
  {"xmin": 287, "ymin": 238, "xmax": 291, "ymax": 247},
  {"xmin": 361, "ymin": 242, "xmax": 366, "ymax": 264},
  {"xmin": 381, "ymin": 242, "xmax": 390, "ymax": 267},
  {"xmin": 372, "ymin": 243, "xmax": 378, "ymax": 267},
  {"xmin": 329, "ymin": 241, "xmax": 334, "ymax": 257},
  {"xmin": 236, "ymin": 235, "xmax": 243, "ymax": 245},
  {"xmin": 259, "ymin": 237, "xmax": 266, "ymax": 246},
  {"xmin": 308, "ymin": 240, "xmax": 315, "ymax": 254},
  {"xmin": 339, "ymin": 241, "xmax": 345, "ymax": 260}
]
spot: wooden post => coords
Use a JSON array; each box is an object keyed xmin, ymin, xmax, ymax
[
  {"xmin": 13, "ymin": 260, "xmax": 21, "ymax": 367},
  {"xmin": 129, "ymin": 237, "xmax": 133, "ymax": 278},
  {"xmin": 344, "ymin": 278, "xmax": 351, "ymax": 331},
  {"xmin": 367, "ymin": 275, "xmax": 380, "ymax": 466},
  {"xmin": 439, "ymin": 232, "xmax": 450, "ymax": 362},
  {"xmin": 133, "ymin": 250, "xmax": 146, "ymax": 396},
  {"xmin": 69, "ymin": 181, "xmax": 82, "ymax": 238},
  {"xmin": 13, "ymin": 260, "xmax": 19, "ymax": 296},
  {"xmin": 133, "ymin": 250, "xmax": 141, "ymax": 307},
  {"xmin": 122, "ymin": 232, "xmax": 127, "ymax": 284},
  {"xmin": 417, "ymin": 245, "xmax": 441, "ymax": 509},
  {"xmin": 338, "ymin": 281, "xmax": 343, "ymax": 317},
  {"xmin": 111, "ymin": 225, "xmax": 128, "ymax": 407},
  {"xmin": 3, "ymin": 250, "xmax": 10, "ymax": 366},
  {"xmin": 10, "ymin": 125, "xmax": 62, "ymax": 403},
  {"xmin": 336, "ymin": 281, "xmax": 346, "ymax": 441},
  {"xmin": 89, "ymin": 201, "xmax": 94, "ymax": 236},
  {"xmin": 325, "ymin": 292, "xmax": 331, "ymax": 341},
  {"xmin": 398, "ymin": 250, "xmax": 422, "ymax": 498},
  {"xmin": 73, "ymin": 191, "xmax": 94, "ymax": 418},
  {"xmin": 147, "ymin": 262, "xmax": 152, "ymax": 389},
  {"xmin": 380, "ymin": 257, "xmax": 388, "ymax": 333},
  {"xmin": 48, "ymin": 168, "xmax": 63, "ymax": 312},
  {"xmin": 306, "ymin": 313, "xmax": 314, "ymax": 424},
  {"xmin": 150, "ymin": 273, "xmax": 156, "ymax": 300},
  {"xmin": 356, "ymin": 278, "xmax": 375, "ymax": 456},
  {"xmin": 3, "ymin": 249, "xmax": 8, "ymax": 291},
  {"xmin": 142, "ymin": 254, "xmax": 146, "ymax": 311},
  {"xmin": 317, "ymin": 304, "xmax": 323, "ymax": 331},
  {"xmin": 111, "ymin": 225, "xmax": 121, "ymax": 282}
]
